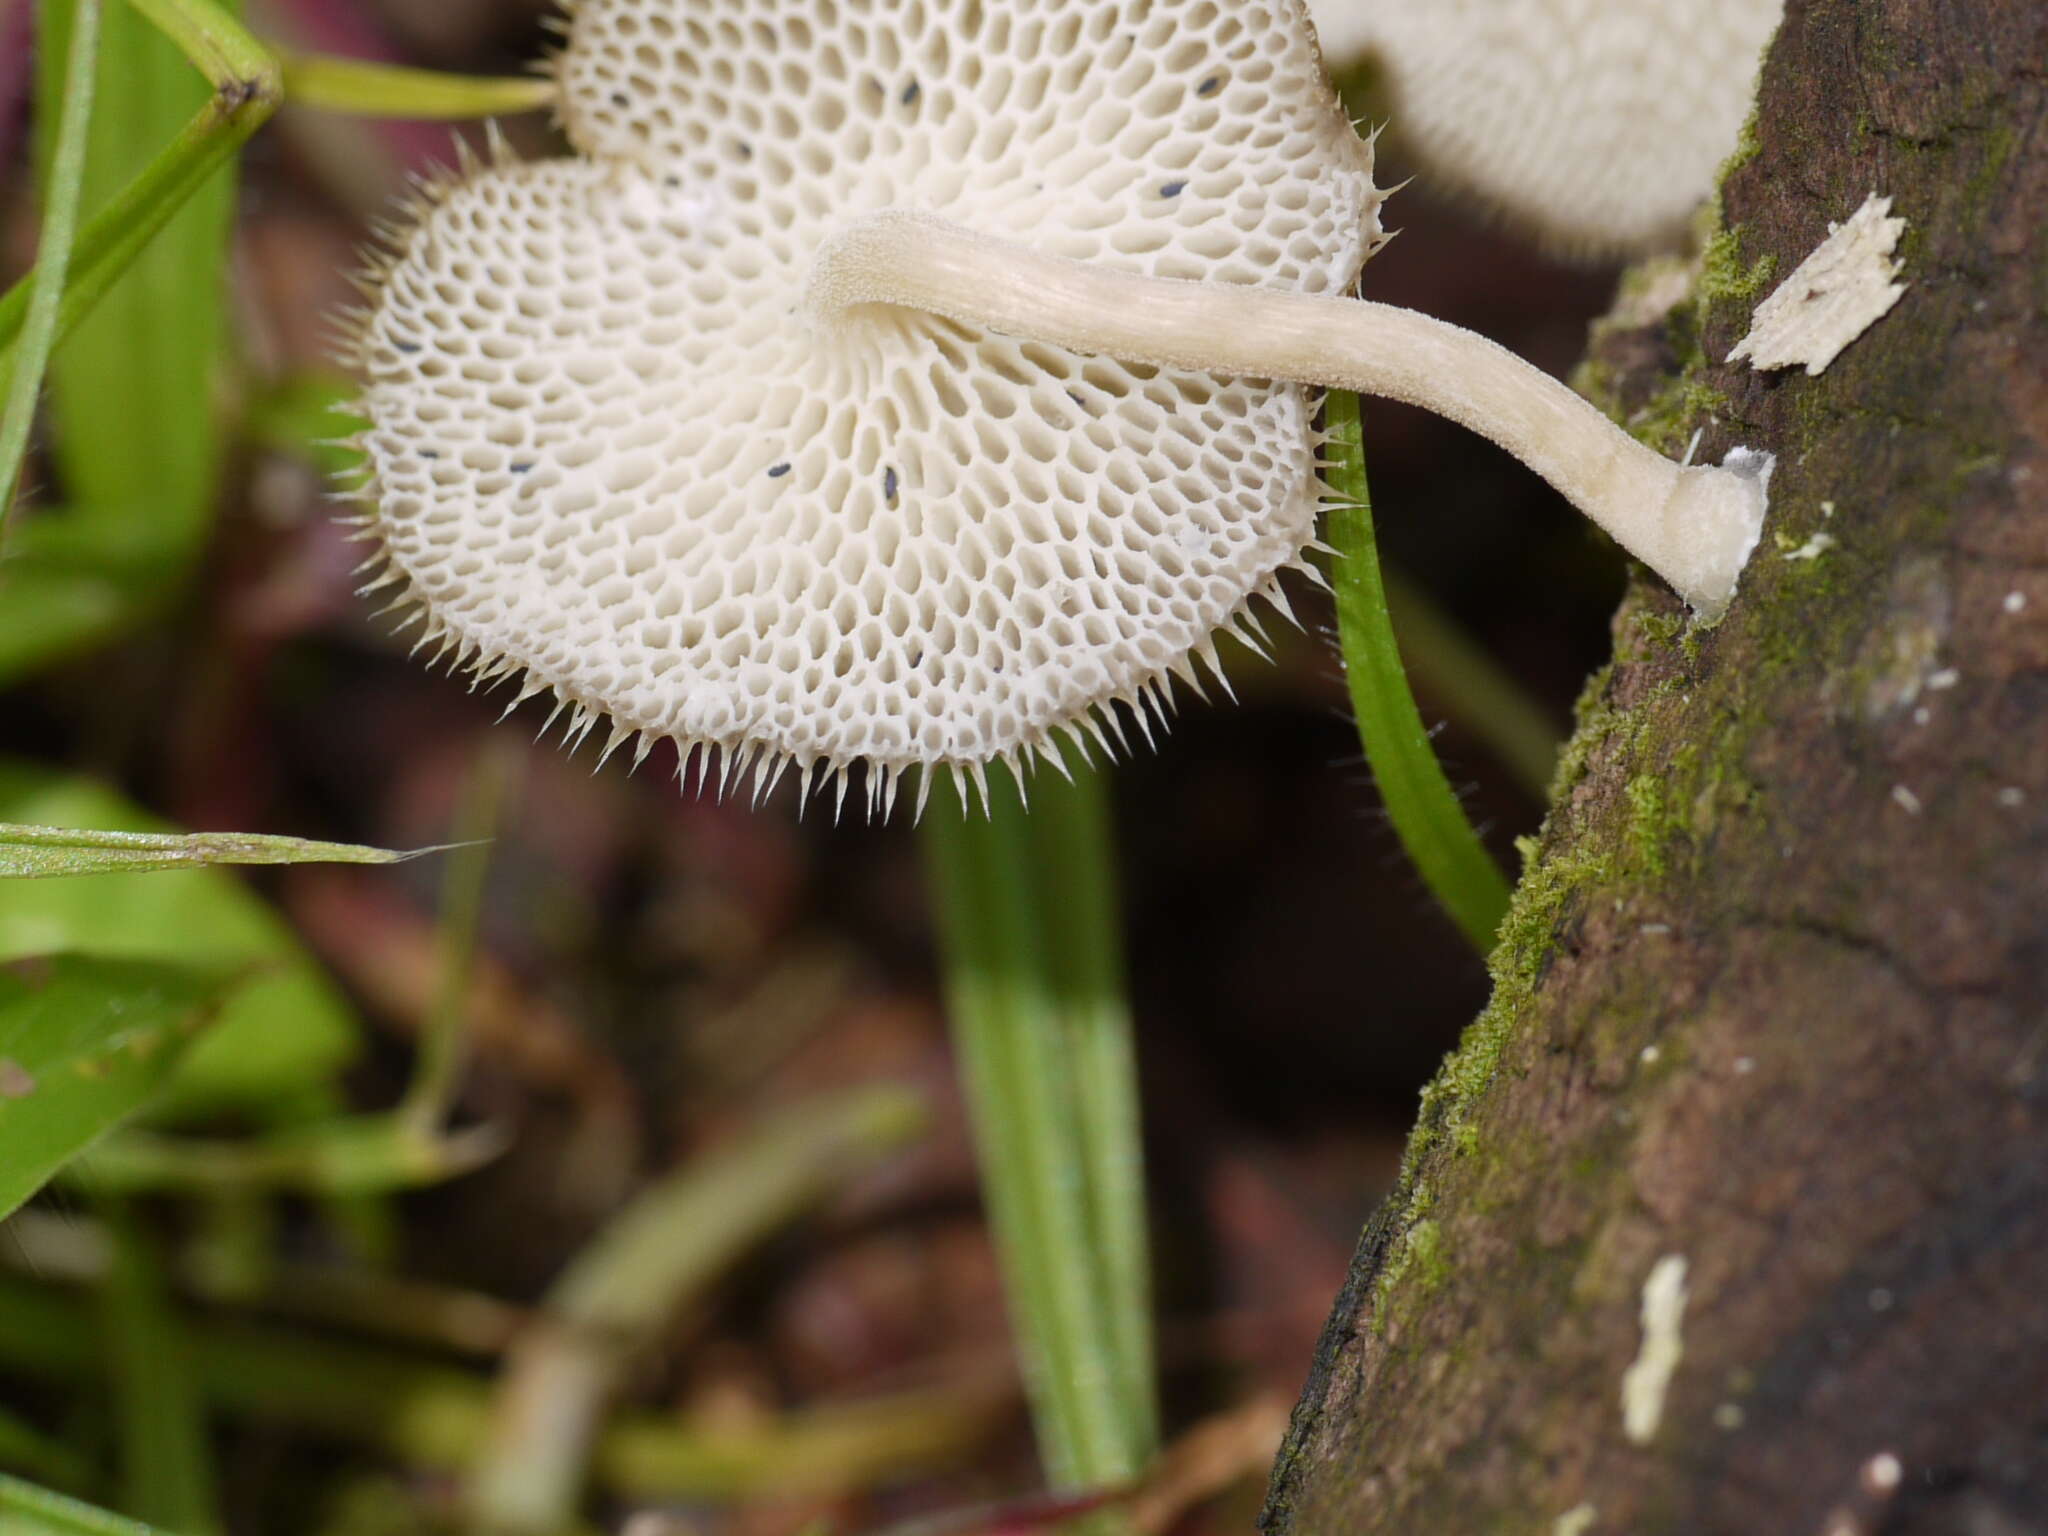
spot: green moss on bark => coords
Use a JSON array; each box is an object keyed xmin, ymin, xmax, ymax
[{"xmin": 1268, "ymin": 1, "xmax": 2048, "ymax": 1526}]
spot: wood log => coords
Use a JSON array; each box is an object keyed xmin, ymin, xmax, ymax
[{"xmin": 1264, "ymin": 0, "xmax": 2048, "ymax": 1529}]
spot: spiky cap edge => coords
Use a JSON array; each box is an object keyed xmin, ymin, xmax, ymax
[{"xmin": 330, "ymin": 4, "xmax": 1394, "ymax": 821}]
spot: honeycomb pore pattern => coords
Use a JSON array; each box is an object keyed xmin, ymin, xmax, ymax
[{"xmin": 351, "ymin": 0, "xmax": 1382, "ymax": 812}]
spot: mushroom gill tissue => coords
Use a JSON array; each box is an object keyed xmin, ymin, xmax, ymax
[{"xmin": 345, "ymin": 0, "xmax": 1766, "ymax": 814}]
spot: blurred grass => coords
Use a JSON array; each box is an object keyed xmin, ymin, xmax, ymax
[
  {"xmin": 0, "ymin": 1474, "xmax": 176, "ymax": 1536},
  {"xmin": 277, "ymin": 51, "xmax": 553, "ymax": 118},
  {"xmin": 70, "ymin": 1112, "xmax": 505, "ymax": 1196},
  {"xmin": 398, "ymin": 744, "xmax": 515, "ymax": 1138},
  {"xmin": 2, "ymin": 1206, "xmax": 524, "ymax": 1357},
  {"xmin": 1014, "ymin": 757, "xmax": 1154, "ymax": 1460},
  {"xmin": 467, "ymin": 1085, "xmax": 932, "ymax": 1533},
  {"xmin": 1382, "ymin": 566, "xmax": 1562, "ymax": 801},
  {"xmin": 0, "ymin": 1404, "xmax": 93, "ymax": 1495},
  {"xmin": 922, "ymin": 758, "xmax": 1154, "ymax": 1496},
  {"xmin": 0, "ymin": 1272, "xmax": 1001, "ymax": 1501},
  {"xmin": 0, "ymin": 953, "xmax": 236, "ymax": 1223},
  {"xmin": 97, "ymin": 1203, "xmax": 219, "ymax": 1536}
]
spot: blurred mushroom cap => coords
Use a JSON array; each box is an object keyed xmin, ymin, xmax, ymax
[
  {"xmin": 1309, "ymin": 0, "xmax": 1781, "ymax": 256},
  {"xmin": 351, "ymin": 0, "xmax": 1383, "ymax": 808}
]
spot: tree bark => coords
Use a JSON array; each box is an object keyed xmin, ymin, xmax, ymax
[{"xmin": 1264, "ymin": 1, "xmax": 2048, "ymax": 1531}]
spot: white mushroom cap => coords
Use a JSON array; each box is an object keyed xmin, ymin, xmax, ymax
[
  {"xmin": 351, "ymin": 0, "xmax": 1383, "ymax": 811},
  {"xmin": 1306, "ymin": 0, "xmax": 1783, "ymax": 255}
]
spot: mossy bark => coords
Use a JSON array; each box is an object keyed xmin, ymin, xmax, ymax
[{"xmin": 1264, "ymin": 0, "xmax": 2048, "ymax": 1530}]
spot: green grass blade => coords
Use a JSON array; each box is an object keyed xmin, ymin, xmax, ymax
[
  {"xmin": 0, "ymin": 821, "xmax": 432, "ymax": 878},
  {"xmin": 280, "ymin": 52, "xmax": 556, "ymax": 118},
  {"xmin": 1015, "ymin": 757, "xmax": 1155, "ymax": 1457},
  {"xmin": 0, "ymin": 761, "xmax": 363, "ymax": 1119},
  {"xmin": 98, "ymin": 1202, "xmax": 221, "ymax": 1536},
  {"xmin": 120, "ymin": 0, "xmax": 269, "ymax": 82},
  {"xmin": 548, "ymin": 1089, "xmax": 928, "ymax": 1334},
  {"xmin": 0, "ymin": 1476, "xmax": 172, "ymax": 1536},
  {"xmin": 0, "ymin": 0, "xmax": 99, "ymax": 548},
  {"xmin": 397, "ymin": 747, "xmax": 514, "ymax": 1137},
  {"xmin": 0, "ymin": 953, "xmax": 238, "ymax": 1222},
  {"xmin": 921, "ymin": 766, "xmax": 1150, "ymax": 1491},
  {"xmin": 1, "ymin": 0, "xmax": 271, "ymax": 369},
  {"xmin": 1, "ymin": 0, "xmax": 275, "ymax": 681},
  {"xmin": 1381, "ymin": 564, "xmax": 1563, "ymax": 801},
  {"xmin": 1324, "ymin": 390, "xmax": 1512, "ymax": 952},
  {"xmin": 36, "ymin": 0, "xmax": 239, "ymax": 544},
  {"xmin": 0, "ymin": 56, "xmax": 270, "ymax": 372}
]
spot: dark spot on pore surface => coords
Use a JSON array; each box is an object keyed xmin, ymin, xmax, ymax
[
  {"xmin": 902, "ymin": 78, "xmax": 920, "ymax": 105},
  {"xmin": 609, "ymin": 91, "xmax": 630, "ymax": 109},
  {"xmin": 767, "ymin": 462, "xmax": 792, "ymax": 478},
  {"xmin": 420, "ymin": 450, "xmax": 440, "ymax": 460},
  {"xmin": 1197, "ymin": 76, "xmax": 1221, "ymax": 96},
  {"xmin": 510, "ymin": 462, "xmax": 534, "ymax": 474},
  {"xmin": 395, "ymin": 342, "xmax": 421, "ymax": 354},
  {"xmin": 883, "ymin": 467, "xmax": 899, "ymax": 504},
  {"xmin": 1160, "ymin": 180, "xmax": 1187, "ymax": 198}
]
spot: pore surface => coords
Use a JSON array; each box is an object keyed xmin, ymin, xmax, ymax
[{"xmin": 355, "ymin": 0, "xmax": 1380, "ymax": 803}]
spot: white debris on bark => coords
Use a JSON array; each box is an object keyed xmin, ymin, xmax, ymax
[
  {"xmin": 1620, "ymin": 1253, "xmax": 1691, "ymax": 1444},
  {"xmin": 1730, "ymin": 194, "xmax": 1908, "ymax": 376}
]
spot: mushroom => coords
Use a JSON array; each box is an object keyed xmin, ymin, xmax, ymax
[
  {"xmin": 1304, "ymin": 0, "xmax": 1784, "ymax": 255},
  {"xmin": 348, "ymin": 0, "xmax": 1770, "ymax": 811}
]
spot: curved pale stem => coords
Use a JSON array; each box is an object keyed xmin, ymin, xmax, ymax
[{"xmin": 808, "ymin": 212, "xmax": 1772, "ymax": 618}]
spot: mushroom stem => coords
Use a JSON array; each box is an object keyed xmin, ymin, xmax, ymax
[{"xmin": 808, "ymin": 211, "xmax": 1771, "ymax": 617}]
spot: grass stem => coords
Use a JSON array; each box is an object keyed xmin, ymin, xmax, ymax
[
  {"xmin": 1019, "ymin": 758, "xmax": 1155, "ymax": 1456},
  {"xmin": 921, "ymin": 762, "xmax": 1153, "ymax": 1493},
  {"xmin": 97, "ymin": 1201, "xmax": 220, "ymax": 1536},
  {"xmin": 0, "ymin": 0, "xmax": 277, "ymax": 377},
  {"xmin": 1380, "ymin": 564, "xmax": 1562, "ymax": 801},
  {"xmin": 1324, "ymin": 390, "xmax": 1513, "ymax": 952},
  {"xmin": 398, "ymin": 743, "xmax": 515, "ymax": 1138},
  {"xmin": 0, "ymin": 0, "xmax": 99, "ymax": 548},
  {"xmin": 466, "ymin": 1086, "xmax": 930, "ymax": 1534},
  {"xmin": 278, "ymin": 52, "xmax": 556, "ymax": 119}
]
